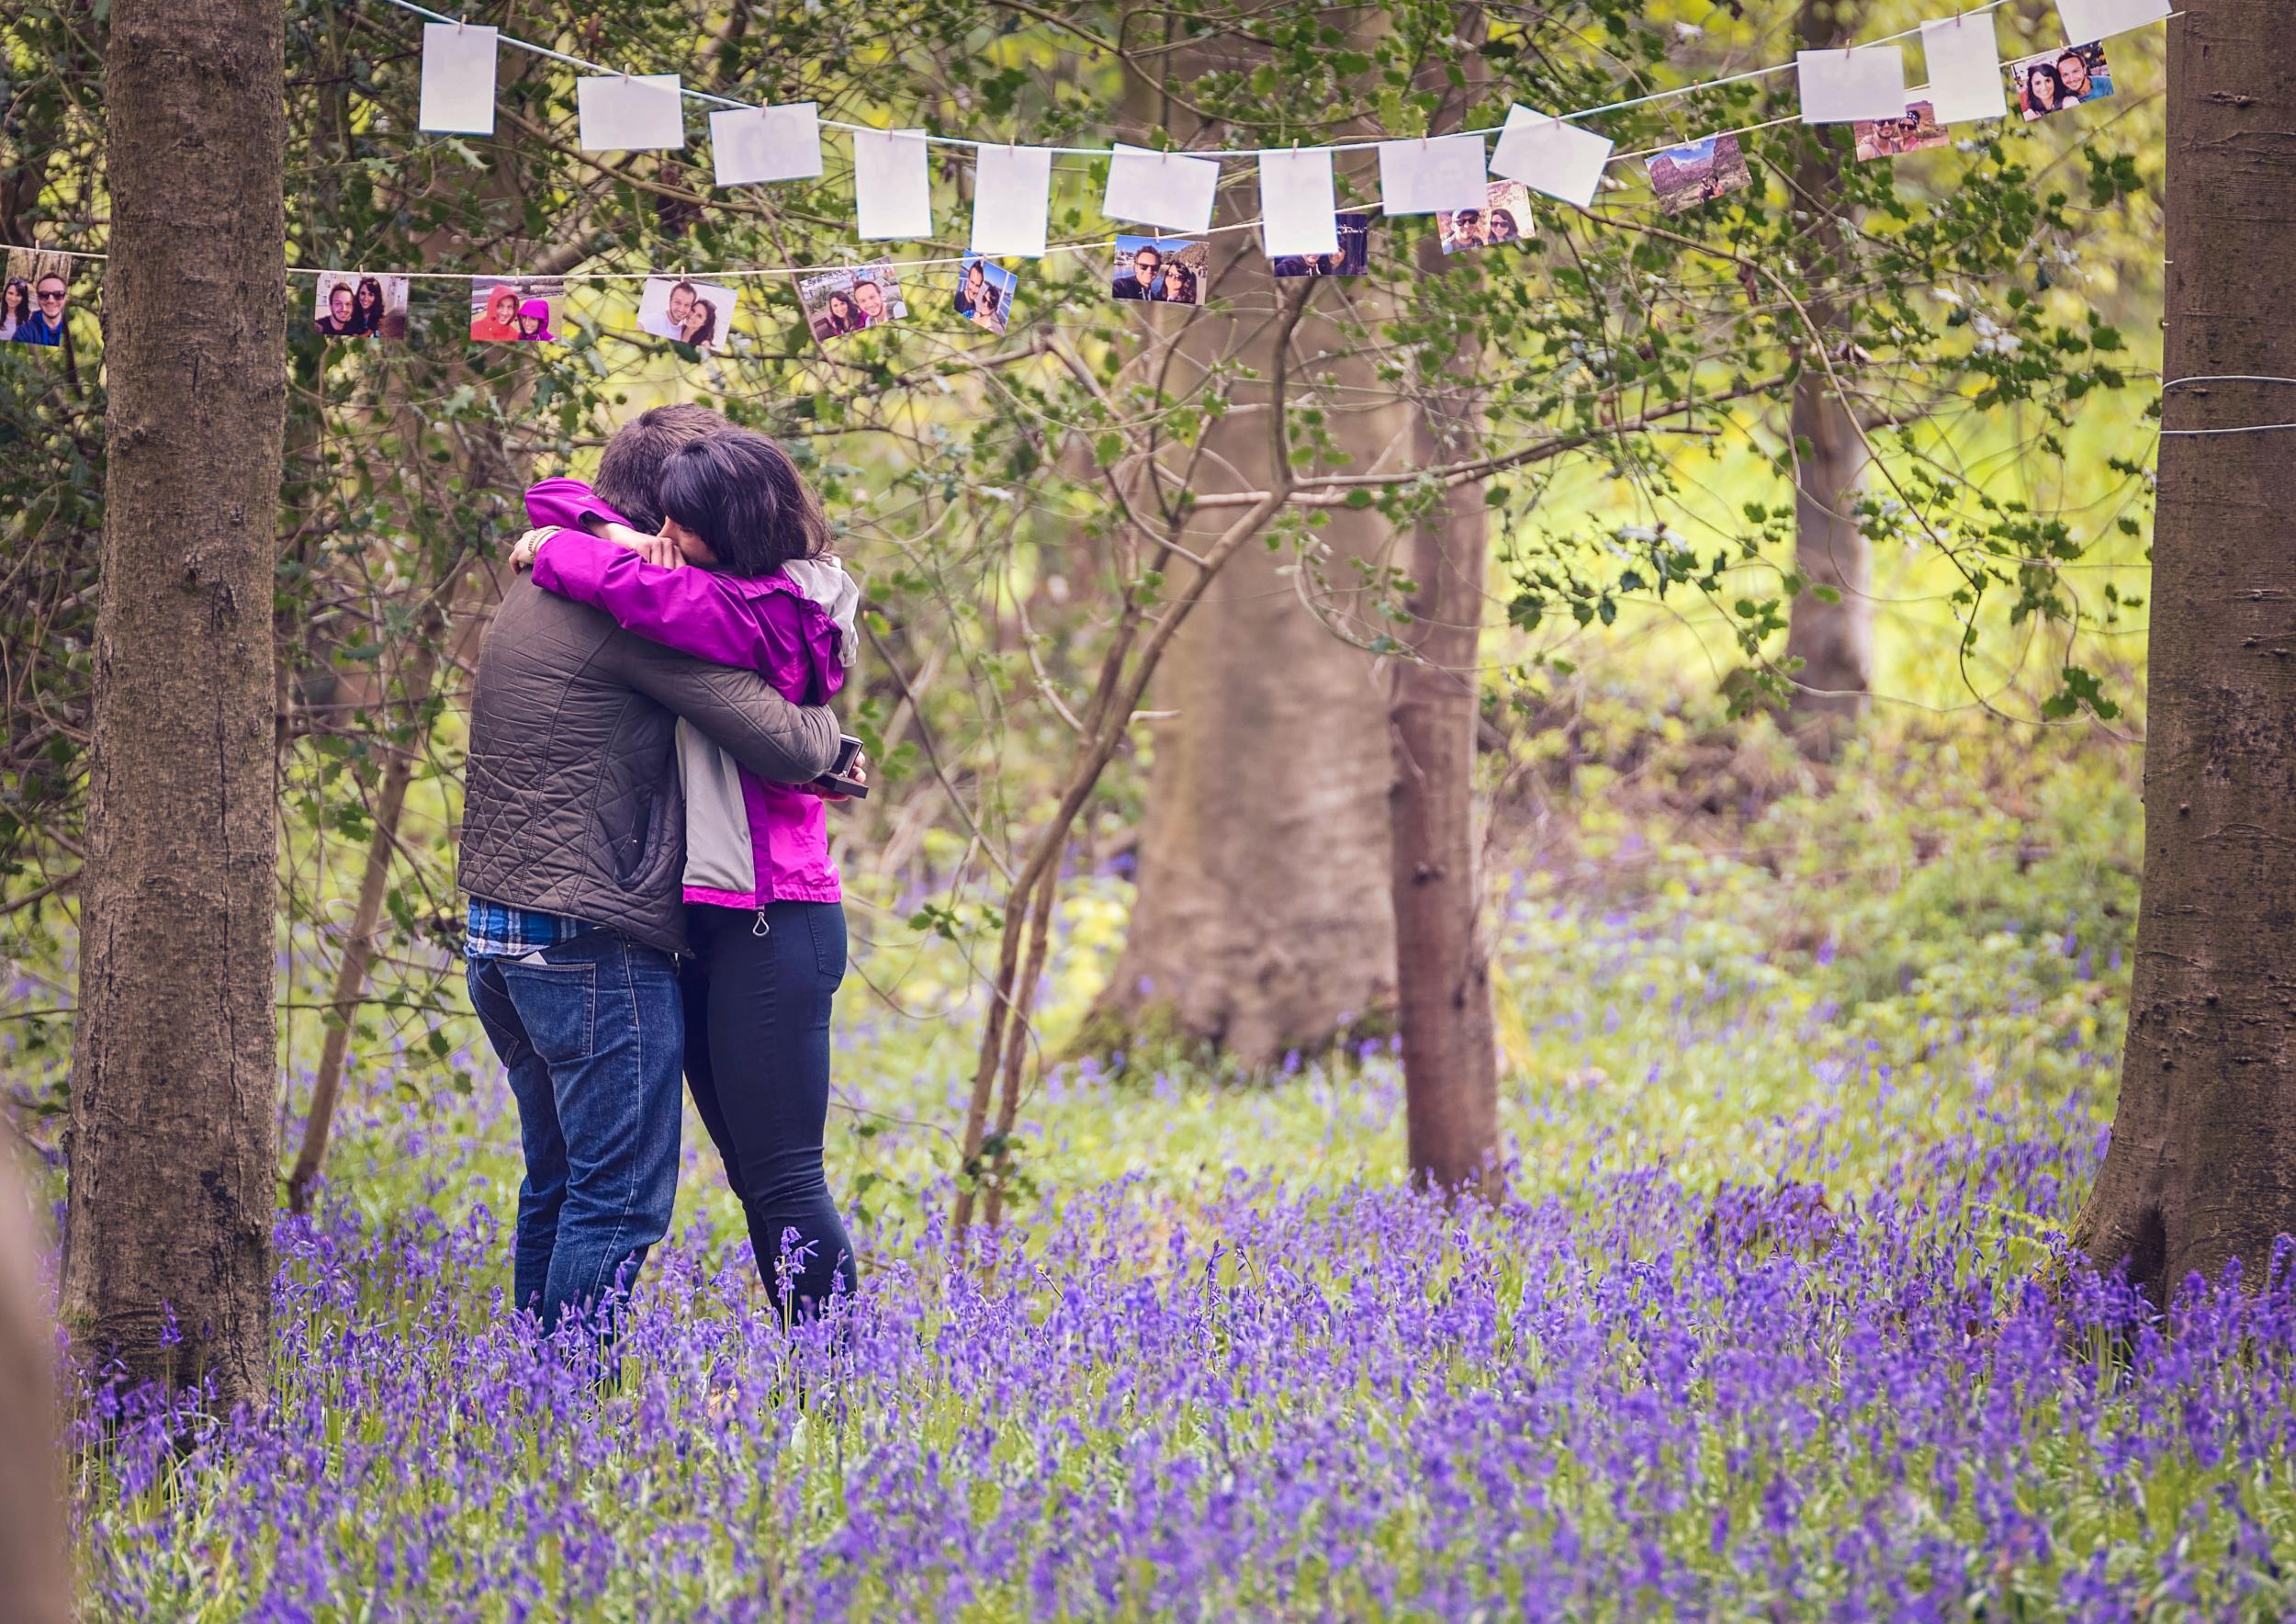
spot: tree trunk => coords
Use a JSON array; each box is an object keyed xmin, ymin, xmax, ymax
[
  {"xmin": 1389, "ymin": 237, "xmax": 1500, "ymax": 1192},
  {"xmin": 63, "ymin": 0, "xmax": 287, "ymax": 1402},
  {"xmin": 1780, "ymin": 0, "xmax": 1873, "ymax": 759},
  {"xmin": 2073, "ymin": 0, "xmax": 2296, "ymax": 1300},
  {"xmin": 0, "ymin": 1145, "xmax": 69, "ymax": 1624},
  {"xmin": 1086, "ymin": 47, "xmax": 1401, "ymax": 1076}
]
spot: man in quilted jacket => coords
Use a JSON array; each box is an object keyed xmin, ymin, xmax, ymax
[{"xmin": 456, "ymin": 404, "xmax": 842, "ymax": 1350}]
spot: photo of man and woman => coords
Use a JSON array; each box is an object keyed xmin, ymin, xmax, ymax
[
  {"xmin": 799, "ymin": 263, "xmax": 906, "ymax": 342},
  {"xmin": 1110, "ymin": 236, "xmax": 1209, "ymax": 306},
  {"xmin": 637, "ymin": 276, "xmax": 737, "ymax": 353},
  {"xmin": 2012, "ymin": 42, "xmax": 2114, "ymax": 122},
  {"xmin": 953, "ymin": 256, "xmax": 1018, "ymax": 334},
  {"xmin": 469, "ymin": 278, "xmax": 565, "ymax": 344},
  {"xmin": 1271, "ymin": 214, "xmax": 1371, "ymax": 278},
  {"xmin": 313, "ymin": 273, "xmax": 411, "ymax": 340},
  {"xmin": 1645, "ymin": 134, "xmax": 1753, "ymax": 216},
  {"xmin": 1853, "ymin": 102, "xmax": 1951, "ymax": 163},
  {"xmin": 2, "ymin": 250, "xmax": 75, "ymax": 348},
  {"xmin": 1436, "ymin": 181, "xmax": 1534, "ymax": 255}
]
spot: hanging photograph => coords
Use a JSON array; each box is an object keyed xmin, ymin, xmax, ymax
[
  {"xmin": 1436, "ymin": 180, "xmax": 1535, "ymax": 255},
  {"xmin": 1853, "ymin": 102, "xmax": 1952, "ymax": 162},
  {"xmin": 953, "ymin": 256, "xmax": 1018, "ymax": 334},
  {"xmin": 312, "ymin": 273, "xmax": 411, "ymax": 340},
  {"xmin": 2, "ymin": 249, "xmax": 76, "ymax": 347},
  {"xmin": 798, "ymin": 262, "xmax": 906, "ymax": 341},
  {"xmin": 2011, "ymin": 42, "xmax": 2114, "ymax": 121},
  {"xmin": 1644, "ymin": 134, "xmax": 1753, "ymax": 216},
  {"xmin": 636, "ymin": 276, "xmax": 737, "ymax": 353},
  {"xmin": 1110, "ymin": 235, "xmax": 1209, "ymax": 306},
  {"xmin": 469, "ymin": 277, "xmax": 565, "ymax": 343},
  {"xmin": 1270, "ymin": 213, "xmax": 1371, "ymax": 278}
]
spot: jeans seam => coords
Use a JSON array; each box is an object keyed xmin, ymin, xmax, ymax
[{"xmin": 582, "ymin": 939, "xmax": 644, "ymax": 1311}]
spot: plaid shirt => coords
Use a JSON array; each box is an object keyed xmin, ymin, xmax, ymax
[{"xmin": 464, "ymin": 897, "xmax": 593, "ymax": 960}]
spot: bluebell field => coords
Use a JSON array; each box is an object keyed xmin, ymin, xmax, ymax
[{"xmin": 28, "ymin": 732, "xmax": 2296, "ymax": 1620}]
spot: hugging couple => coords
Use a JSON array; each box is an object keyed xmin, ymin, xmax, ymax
[{"xmin": 456, "ymin": 403, "xmax": 866, "ymax": 1347}]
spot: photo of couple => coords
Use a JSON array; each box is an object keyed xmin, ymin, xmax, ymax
[
  {"xmin": 799, "ymin": 264, "xmax": 905, "ymax": 342},
  {"xmin": 1271, "ymin": 214, "xmax": 1371, "ymax": 278},
  {"xmin": 2012, "ymin": 42, "xmax": 2114, "ymax": 122},
  {"xmin": 1436, "ymin": 181, "xmax": 1533, "ymax": 255},
  {"xmin": 1, "ymin": 250, "xmax": 73, "ymax": 348},
  {"xmin": 470, "ymin": 278, "xmax": 566, "ymax": 343},
  {"xmin": 1853, "ymin": 102, "xmax": 1950, "ymax": 163},
  {"xmin": 637, "ymin": 276, "xmax": 736, "ymax": 354},
  {"xmin": 313, "ymin": 273, "xmax": 411, "ymax": 340},
  {"xmin": 1645, "ymin": 134, "xmax": 1753, "ymax": 215},
  {"xmin": 953, "ymin": 256, "xmax": 1017, "ymax": 333},
  {"xmin": 471, "ymin": 402, "xmax": 868, "ymax": 1352},
  {"xmin": 1110, "ymin": 236, "xmax": 1208, "ymax": 305}
]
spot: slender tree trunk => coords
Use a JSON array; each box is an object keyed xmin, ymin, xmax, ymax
[
  {"xmin": 2073, "ymin": 0, "xmax": 2296, "ymax": 1299},
  {"xmin": 0, "ymin": 1144, "xmax": 69, "ymax": 1624},
  {"xmin": 1086, "ymin": 37, "xmax": 1402, "ymax": 1076},
  {"xmin": 1780, "ymin": 0, "xmax": 1873, "ymax": 759},
  {"xmin": 62, "ymin": 0, "xmax": 287, "ymax": 1401},
  {"xmin": 1389, "ymin": 290, "xmax": 1500, "ymax": 1190}
]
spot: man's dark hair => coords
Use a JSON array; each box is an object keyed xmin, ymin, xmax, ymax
[
  {"xmin": 1134, "ymin": 245, "xmax": 1161, "ymax": 267},
  {"xmin": 656, "ymin": 429, "xmax": 832, "ymax": 578},
  {"xmin": 593, "ymin": 402, "xmax": 731, "ymax": 533}
]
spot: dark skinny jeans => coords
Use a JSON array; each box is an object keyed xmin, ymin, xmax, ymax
[{"xmin": 681, "ymin": 900, "xmax": 857, "ymax": 1319}]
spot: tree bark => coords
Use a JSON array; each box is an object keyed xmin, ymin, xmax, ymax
[
  {"xmin": 1780, "ymin": 0, "xmax": 1874, "ymax": 759},
  {"xmin": 63, "ymin": 0, "xmax": 287, "ymax": 1402},
  {"xmin": 0, "ymin": 1144, "xmax": 70, "ymax": 1624},
  {"xmin": 1389, "ymin": 236, "xmax": 1500, "ymax": 1192},
  {"xmin": 2073, "ymin": 0, "xmax": 2296, "ymax": 1300}
]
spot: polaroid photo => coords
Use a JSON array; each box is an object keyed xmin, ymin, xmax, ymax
[
  {"xmin": 1, "ymin": 249, "xmax": 77, "ymax": 348},
  {"xmin": 798, "ymin": 262, "xmax": 906, "ymax": 342},
  {"xmin": 954, "ymin": 256, "xmax": 1018, "ymax": 335},
  {"xmin": 1110, "ymin": 235, "xmax": 1209, "ymax": 306},
  {"xmin": 313, "ymin": 272, "xmax": 412, "ymax": 340},
  {"xmin": 1436, "ymin": 180, "xmax": 1535, "ymax": 255},
  {"xmin": 1853, "ymin": 102, "xmax": 1952, "ymax": 163},
  {"xmin": 470, "ymin": 277, "xmax": 566, "ymax": 344},
  {"xmin": 1644, "ymin": 134, "xmax": 1753, "ymax": 216},
  {"xmin": 637, "ymin": 276, "xmax": 737, "ymax": 353},
  {"xmin": 2011, "ymin": 42, "xmax": 2114, "ymax": 122},
  {"xmin": 1270, "ymin": 213, "xmax": 1371, "ymax": 278}
]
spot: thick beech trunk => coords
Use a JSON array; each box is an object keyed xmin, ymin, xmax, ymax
[
  {"xmin": 1780, "ymin": 0, "xmax": 1873, "ymax": 758},
  {"xmin": 2073, "ymin": 0, "xmax": 2296, "ymax": 1298},
  {"xmin": 63, "ymin": 0, "xmax": 287, "ymax": 1401},
  {"xmin": 0, "ymin": 1148, "xmax": 69, "ymax": 1624}
]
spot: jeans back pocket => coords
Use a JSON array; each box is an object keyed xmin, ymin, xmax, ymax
[{"xmin": 500, "ymin": 958, "xmax": 600, "ymax": 1066}]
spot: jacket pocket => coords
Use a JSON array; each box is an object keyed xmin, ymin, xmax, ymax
[{"xmin": 500, "ymin": 958, "xmax": 599, "ymax": 1065}]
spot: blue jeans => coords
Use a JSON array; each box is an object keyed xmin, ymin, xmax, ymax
[
  {"xmin": 681, "ymin": 901, "xmax": 856, "ymax": 1320},
  {"xmin": 467, "ymin": 930, "xmax": 683, "ymax": 1338}
]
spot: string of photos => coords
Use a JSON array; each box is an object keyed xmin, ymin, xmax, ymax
[{"xmin": 0, "ymin": 0, "xmax": 2170, "ymax": 357}]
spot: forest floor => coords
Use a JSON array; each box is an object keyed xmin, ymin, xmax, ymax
[{"xmin": 39, "ymin": 710, "xmax": 2296, "ymax": 1620}]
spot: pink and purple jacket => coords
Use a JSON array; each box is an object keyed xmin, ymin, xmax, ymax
[{"xmin": 525, "ymin": 478, "xmax": 846, "ymax": 909}]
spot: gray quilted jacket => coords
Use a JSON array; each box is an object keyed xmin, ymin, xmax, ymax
[{"xmin": 457, "ymin": 577, "xmax": 841, "ymax": 954}]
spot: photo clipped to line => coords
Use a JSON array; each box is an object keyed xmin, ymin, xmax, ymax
[
  {"xmin": 314, "ymin": 273, "xmax": 411, "ymax": 340},
  {"xmin": 1645, "ymin": 134, "xmax": 1752, "ymax": 216},
  {"xmin": 2, "ymin": 248, "xmax": 78, "ymax": 348},
  {"xmin": 1854, "ymin": 102, "xmax": 1951, "ymax": 163},
  {"xmin": 1271, "ymin": 214, "xmax": 1372, "ymax": 278},
  {"xmin": 1437, "ymin": 181, "xmax": 1535, "ymax": 255},
  {"xmin": 470, "ymin": 278, "xmax": 567, "ymax": 344},
  {"xmin": 953, "ymin": 256, "xmax": 1019, "ymax": 334},
  {"xmin": 799, "ymin": 263, "xmax": 906, "ymax": 341},
  {"xmin": 2011, "ymin": 42, "xmax": 2113, "ymax": 122},
  {"xmin": 1110, "ymin": 235, "xmax": 1209, "ymax": 306},
  {"xmin": 637, "ymin": 276, "xmax": 737, "ymax": 354}
]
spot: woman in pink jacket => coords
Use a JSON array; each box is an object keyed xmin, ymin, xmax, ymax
[{"xmin": 517, "ymin": 431, "xmax": 861, "ymax": 1323}]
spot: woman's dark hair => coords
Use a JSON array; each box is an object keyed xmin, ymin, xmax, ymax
[
  {"xmin": 1489, "ymin": 209, "xmax": 1519, "ymax": 242},
  {"xmin": 827, "ymin": 291, "xmax": 857, "ymax": 332},
  {"xmin": 594, "ymin": 402, "xmax": 734, "ymax": 533},
  {"xmin": 1163, "ymin": 263, "xmax": 1195, "ymax": 301},
  {"xmin": 353, "ymin": 277, "xmax": 387, "ymax": 334},
  {"xmin": 656, "ymin": 428, "xmax": 832, "ymax": 577},
  {"xmin": 3, "ymin": 279, "xmax": 29, "ymax": 323},
  {"xmin": 2026, "ymin": 62, "xmax": 2065, "ymax": 109},
  {"xmin": 685, "ymin": 298, "xmax": 717, "ymax": 346}
]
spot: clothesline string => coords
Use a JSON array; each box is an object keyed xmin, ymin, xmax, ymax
[{"xmin": 371, "ymin": 0, "xmax": 2024, "ymax": 153}]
